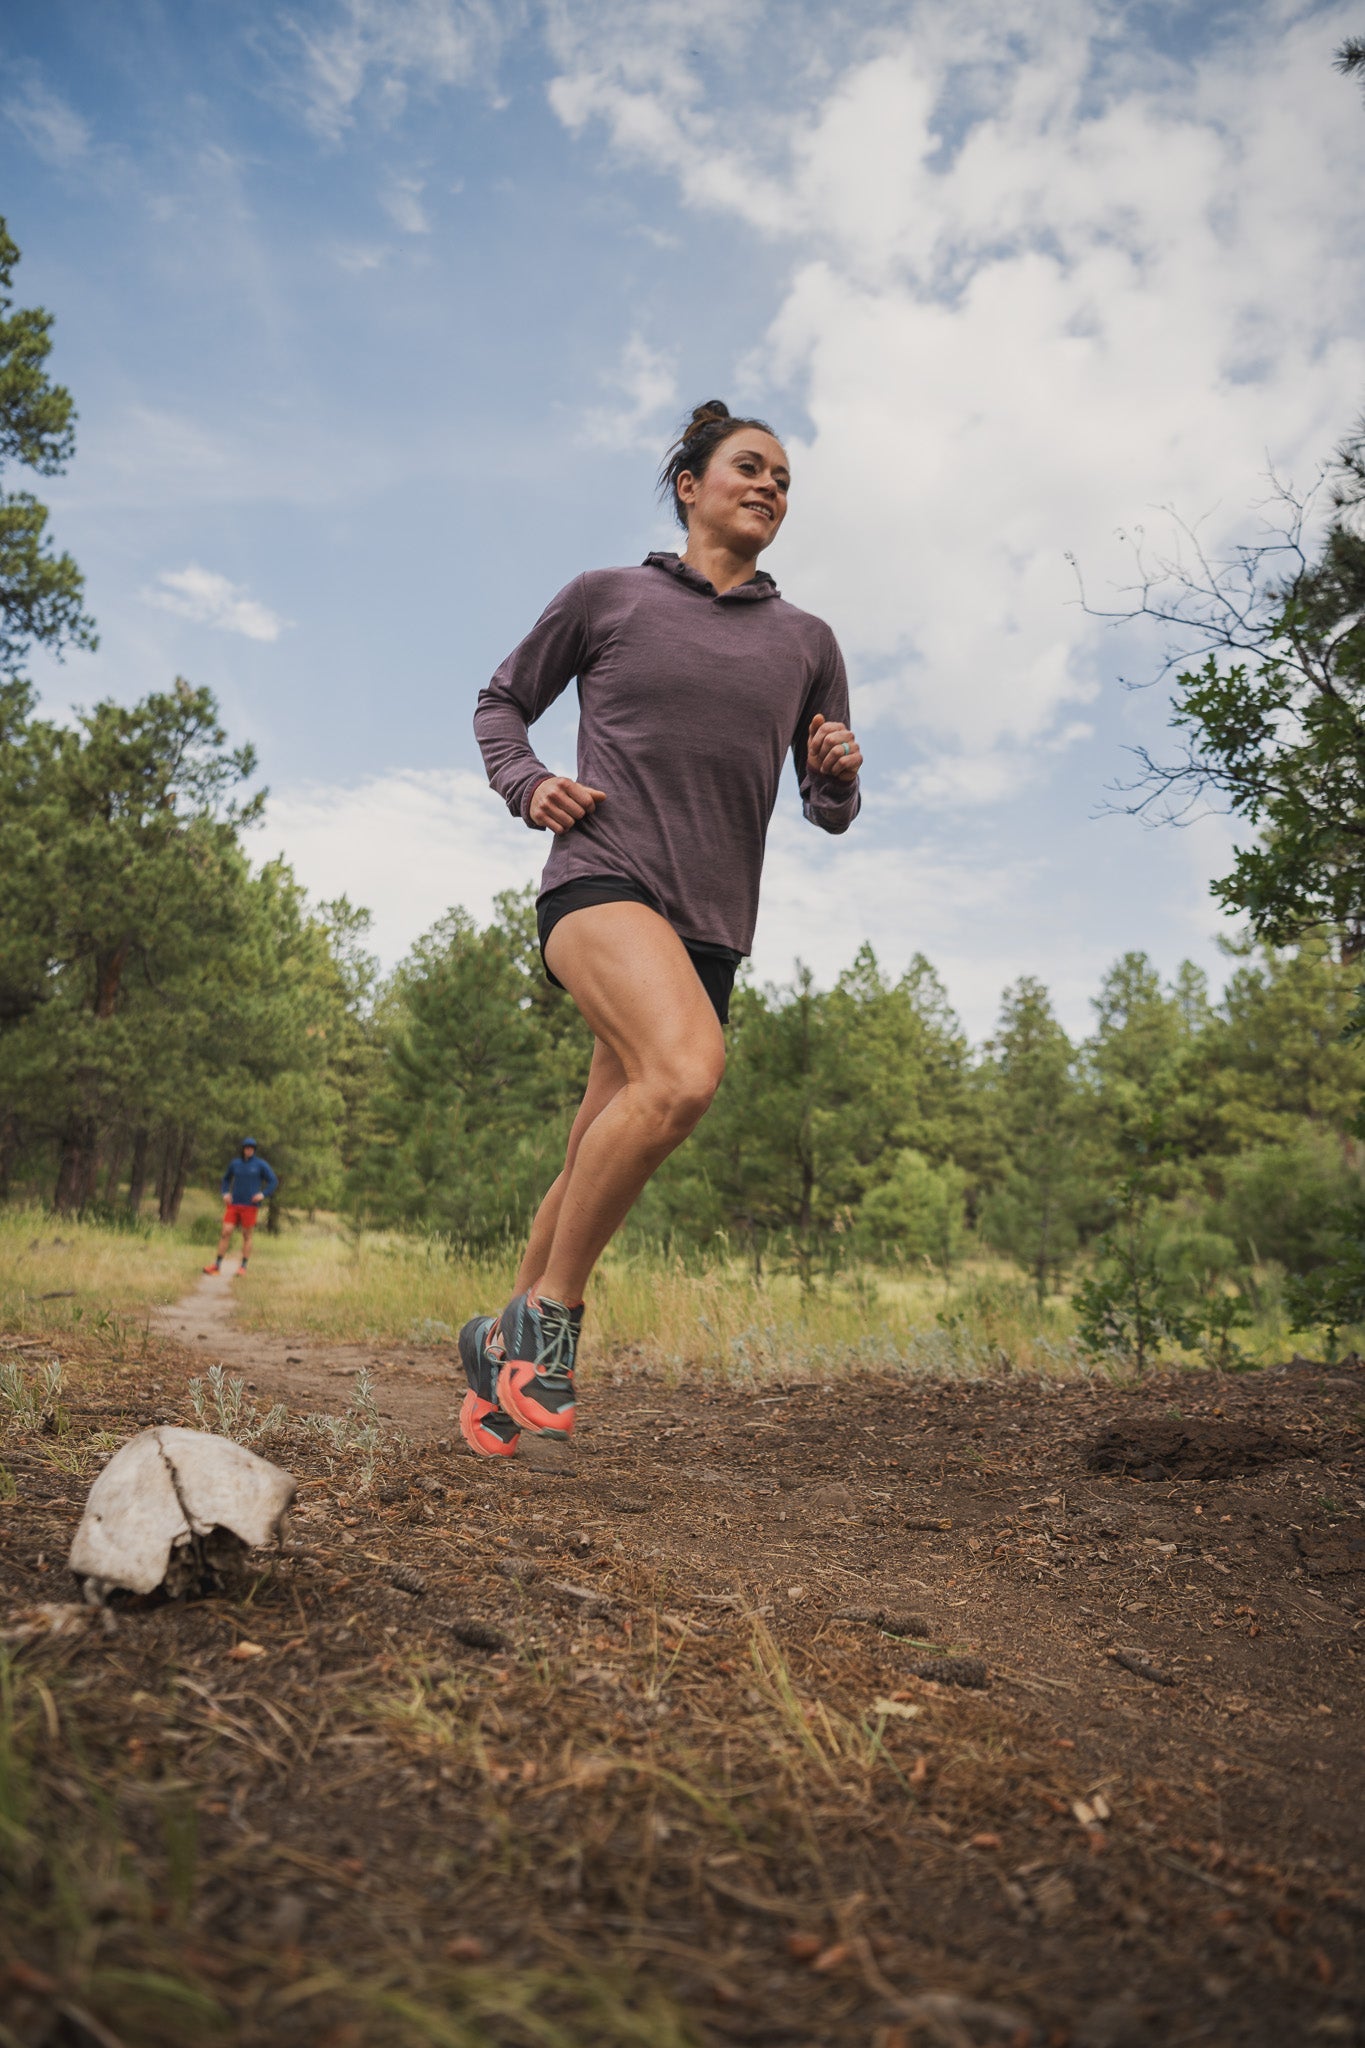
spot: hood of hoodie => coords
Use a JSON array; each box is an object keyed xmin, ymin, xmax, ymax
[{"xmin": 643, "ymin": 551, "xmax": 780, "ymax": 604}]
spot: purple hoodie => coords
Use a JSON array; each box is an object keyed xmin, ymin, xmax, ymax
[{"xmin": 473, "ymin": 552, "xmax": 860, "ymax": 956}]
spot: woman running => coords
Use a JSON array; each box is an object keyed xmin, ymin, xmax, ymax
[{"xmin": 459, "ymin": 399, "xmax": 863, "ymax": 1457}]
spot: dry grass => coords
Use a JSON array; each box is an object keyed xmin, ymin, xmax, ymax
[
  {"xmin": 224, "ymin": 1218, "xmax": 1097, "ymax": 1378},
  {"xmin": 0, "ymin": 1200, "xmax": 218, "ymax": 1350},
  {"xmin": 0, "ymin": 1201, "xmax": 1349, "ymax": 1384}
]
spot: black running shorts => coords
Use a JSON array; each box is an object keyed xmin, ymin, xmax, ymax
[{"xmin": 536, "ymin": 874, "xmax": 741, "ymax": 1027}]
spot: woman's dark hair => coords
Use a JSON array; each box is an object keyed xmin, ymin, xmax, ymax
[{"xmin": 658, "ymin": 399, "xmax": 780, "ymax": 529}]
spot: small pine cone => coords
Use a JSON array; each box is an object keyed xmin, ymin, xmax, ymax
[
  {"xmin": 444, "ymin": 1618, "xmax": 509, "ymax": 1652},
  {"xmin": 390, "ymin": 1564, "xmax": 427, "ymax": 1596},
  {"xmin": 901, "ymin": 1654, "xmax": 989, "ymax": 1689},
  {"xmin": 493, "ymin": 1556, "xmax": 540, "ymax": 1582},
  {"xmin": 879, "ymin": 1612, "xmax": 932, "ymax": 1640}
]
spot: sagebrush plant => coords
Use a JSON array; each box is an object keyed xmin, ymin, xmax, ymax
[
  {"xmin": 304, "ymin": 1367, "xmax": 395, "ymax": 1487},
  {"xmin": 0, "ymin": 1358, "xmax": 67, "ymax": 1435},
  {"xmin": 187, "ymin": 1363, "xmax": 286, "ymax": 1445}
]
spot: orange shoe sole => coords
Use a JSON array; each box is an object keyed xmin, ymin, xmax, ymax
[
  {"xmin": 459, "ymin": 1390, "xmax": 521, "ymax": 1458},
  {"xmin": 497, "ymin": 1360, "xmax": 575, "ymax": 1438}
]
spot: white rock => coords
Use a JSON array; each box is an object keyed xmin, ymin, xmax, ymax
[{"xmin": 69, "ymin": 1427, "xmax": 296, "ymax": 1597}]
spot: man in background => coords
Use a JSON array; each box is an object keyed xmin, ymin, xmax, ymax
[{"xmin": 204, "ymin": 1137, "xmax": 278, "ymax": 1278}]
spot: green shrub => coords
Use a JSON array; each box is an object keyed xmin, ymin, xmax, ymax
[
  {"xmin": 857, "ymin": 1150, "xmax": 968, "ymax": 1272},
  {"xmin": 1212, "ymin": 1130, "xmax": 1359, "ymax": 1272}
]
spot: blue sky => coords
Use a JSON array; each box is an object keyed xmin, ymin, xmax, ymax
[{"xmin": 4, "ymin": 0, "xmax": 1365, "ymax": 1036}]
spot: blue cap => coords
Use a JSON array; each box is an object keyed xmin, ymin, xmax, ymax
[{"xmin": 240, "ymin": 1137, "xmax": 258, "ymax": 1150}]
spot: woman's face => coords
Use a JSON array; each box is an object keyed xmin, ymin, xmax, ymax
[{"xmin": 677, "ymin": 429, "xmax": 790, "ymax": 556}]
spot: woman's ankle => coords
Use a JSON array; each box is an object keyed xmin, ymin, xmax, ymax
[{"xmin": 530, "ymin": 1275, "xmax": 585, "ymax": 1311}]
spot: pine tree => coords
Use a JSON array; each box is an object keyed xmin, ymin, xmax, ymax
[
  {"xmin": 0, "ymin": 219, "xmax": 95, "ymax": 678},
  {"xmin": 979, "ymin": 977, "xmax": 1089, "ymax": 1302}
]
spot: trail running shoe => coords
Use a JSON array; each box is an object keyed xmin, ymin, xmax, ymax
[
  {"xmin": 459, "ymin": 1390, "xmax": 521, "ymax": 1458},
  {"xmin": 493, "ymin": 1291, "xmax": 583, "ymax": 1440},
  {"xmin": 457, "ymin": 1314, "xmax": 521, "ymax": 1458},
  {"xmin": 459, "ymin": 1314, "xmax": 500, "ymax": 1401}
]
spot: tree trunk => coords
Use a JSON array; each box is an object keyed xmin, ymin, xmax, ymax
[
  {"xmin": 54, "ymin": 1116, "xmax": 97, "ymax": 1214},
  {"xmin": 1033, "ymin": 1178, "xmax": 1055, "ymax": 1308},
  {"xmin": 0, "ymin": 1111, "xmax": 15, "ymax": 1203},
  {"xmin": 162, "ymin": 1131, "xmax": 194, "ymax": 1225},
  {"xmin": 103, "ymin": 1132, "xmax": 128, "ymax": 1205},
  {"xmin": 76, "ymin": 1135, "xmax": 102, "ymax": 1210},
  {"xmin": 156, "ymin": 1127, "xmax": 179, "ymax": 1224},
  {"xmin": 94, "ymin": 941, "xmax": 130, "ymax": 1019},
  {"xmin": 126, "ymin": 1127, "xmax": 149, "ymax": 1217}
]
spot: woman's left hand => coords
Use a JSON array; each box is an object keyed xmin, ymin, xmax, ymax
[{"xmin": 809, "ymin": 713, "xmax": 862, "ymax": 783}]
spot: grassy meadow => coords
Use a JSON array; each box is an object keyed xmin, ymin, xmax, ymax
[
  {"xmin": 2, "ymin": 1198, "xmax": 1351, "ymax": 1382},
  {"xmin": 0, "ymin": 1198, "xmax": 221, "ymax": 1338}
]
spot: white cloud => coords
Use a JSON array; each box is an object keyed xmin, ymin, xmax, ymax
[
  {"xmin": 2, "ymin": 74, "xmax": 90, "ymax": 165},
  {"xmin": 332, "ymin": 241, "xmax": 390, "ymax": 272},
  {"xmin": 262, "ymin": 768, "xmax": 544, "ymax": 961},
  {"xmin": 893, "ymin": 748, "xmax": 1028, "ymax": 811},
  {"xmin": 381, "ymin": 174, "xmax": 430, "ymax": 233},
  {"xmin": 581, "ymin": 334, "xmax": 678, "ymax": 450},
  {"xmin": 143, "ymin": 565, "xmax": 286, "ymax": 643},
  {"xmin": 545, "ymin": 1, "xmax": 1365, "ymax": 806},
  {"xmin": 284, "ymin": 0, "xmax": 517, "ymax": 140}
]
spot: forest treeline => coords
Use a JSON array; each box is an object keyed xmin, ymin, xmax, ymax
[
  {"xmin": 347, "ymin": 893, "xmax": 1364, "ymax": 1349},
  {"xmin": 1, "ymin": 202, "xmax": 1363, "ymax": 1356},
  {"xmin": 0, "ymin": 675, "xmax": 371, "ymax": 1221}
]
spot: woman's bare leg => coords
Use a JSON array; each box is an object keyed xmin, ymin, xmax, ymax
[
  {"xmin": 534, "ymin": 902, "xmax": 725, "ymax": 1305},
  {"xmin": 512, "ymin": 1037, "xmax": 627, "ymax": 1293}
]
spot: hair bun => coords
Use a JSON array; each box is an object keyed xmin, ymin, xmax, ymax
[{"xmin": 684, "ymin": 399, "xmax": 731, "ymax": 439}]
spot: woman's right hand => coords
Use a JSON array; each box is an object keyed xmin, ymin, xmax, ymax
[{"xmin": 529, "ymin": 775, "xmax": 607, "ymax": 835}]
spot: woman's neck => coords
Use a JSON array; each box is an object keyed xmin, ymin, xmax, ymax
[{"xmin": 680, "ymin": 535, "xmax": 761, "ymax": 595}]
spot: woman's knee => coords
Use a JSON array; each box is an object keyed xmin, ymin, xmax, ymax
[{"xmin": 639, "ymin": 1046, "xmax": 725, "ymax": 1139}]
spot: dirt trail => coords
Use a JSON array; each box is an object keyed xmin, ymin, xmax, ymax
[{"xmin": 150, "ymin": 1272, "xmax": 464, "ymax": 1434}]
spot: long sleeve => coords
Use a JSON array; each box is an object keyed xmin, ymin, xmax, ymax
[
  {"xmin": 794, "ymin": 625, "xmax": 861, "ymax": 835},
  {"xmin": 474, "ymin": 576, "xmax": 592, "ymax": 826},
  {"xmin": 260, "ymin": 1159, "xmax": 279, "ymax": 1198}
]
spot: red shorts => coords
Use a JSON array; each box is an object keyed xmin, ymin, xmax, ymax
[{"xmin": 223, "ymin": 1203, "xmax": 261, "ymax": 1230}]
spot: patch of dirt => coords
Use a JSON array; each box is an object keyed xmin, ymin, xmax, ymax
[
  {"xmin": 2, "ymin": 1292, "xmax": 1363, "ymax": 2046},
  {"xmin": 1295, "ymin": 1518, "xmax": 1365, "ymax": 1577},
  {"xmin": 151, "ymin": 1272, "xmax": 464, "ymax": 1428},
  {"xmin": 1085, "ymin": 1418, "xmax": 1299, "ymax": 1480}
]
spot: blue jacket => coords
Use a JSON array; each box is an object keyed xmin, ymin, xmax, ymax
[{"xmin": 221, "ymin": 1155, "xmax": 279, "ymax": 1205}]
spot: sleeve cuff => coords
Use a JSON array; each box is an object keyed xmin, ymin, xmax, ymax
[
  {"xmin": 810, "ymin": 772, "xmax": 859, "ymax": 803},
  {"xmin": 520, "ymin": 774, "xmax": 556, "ymax": 826}
]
